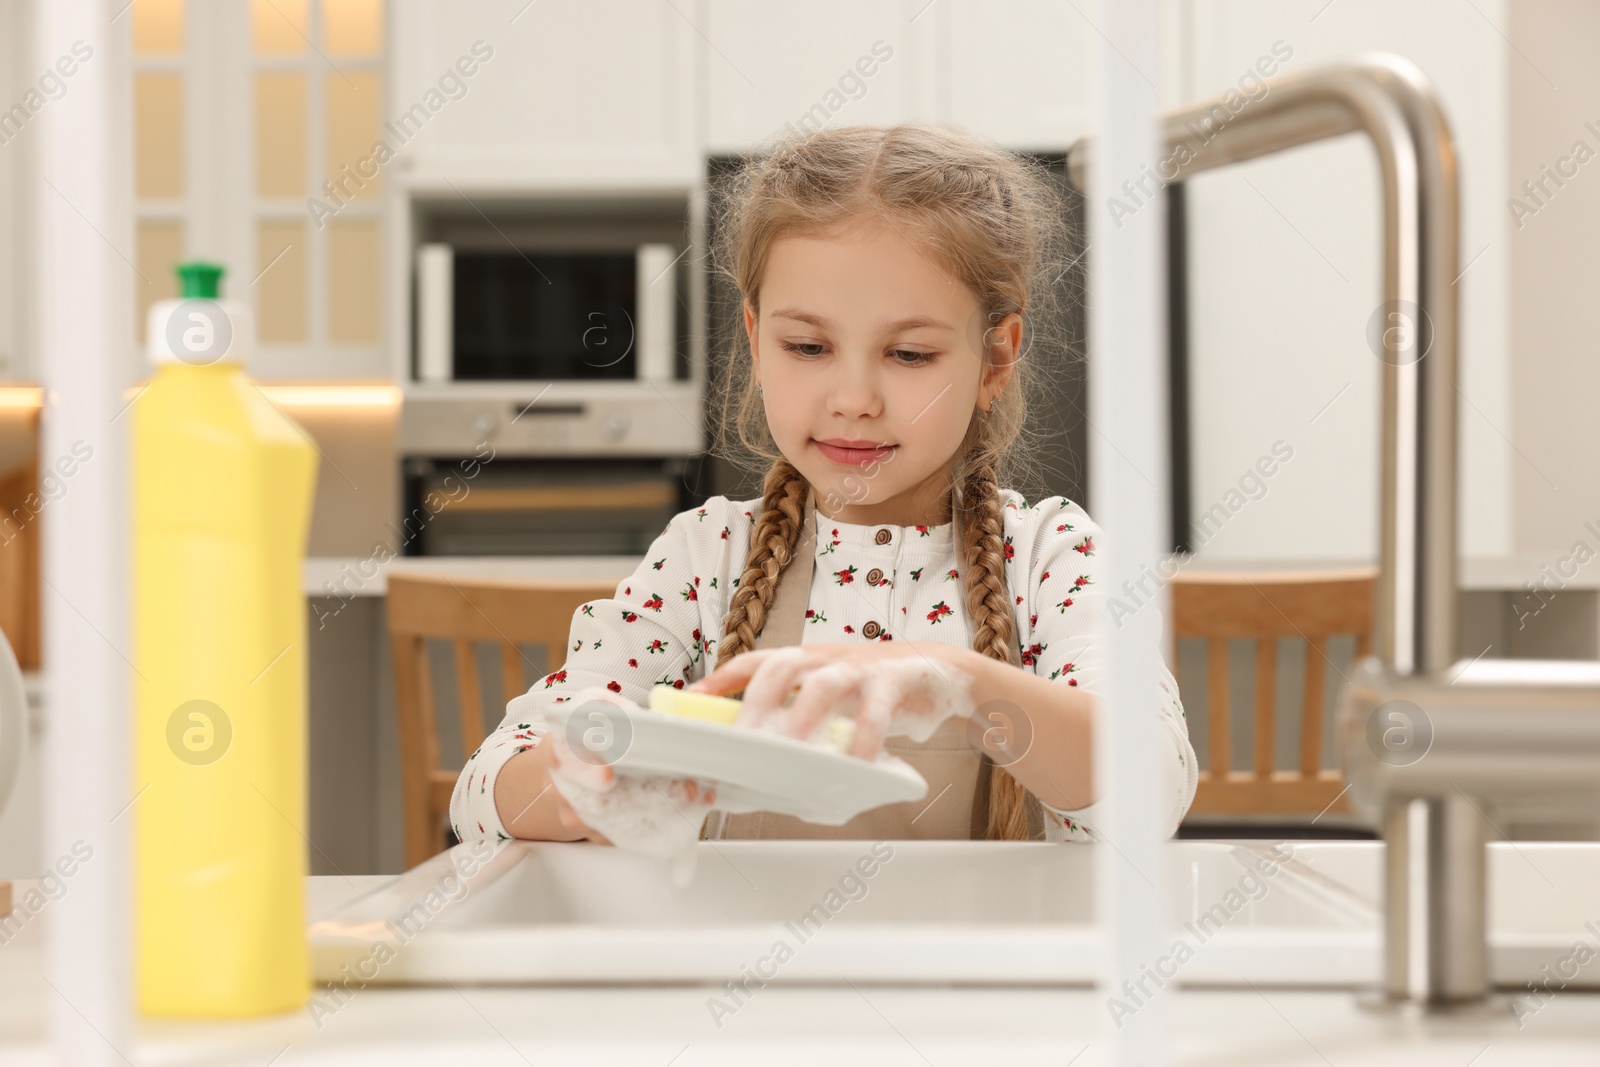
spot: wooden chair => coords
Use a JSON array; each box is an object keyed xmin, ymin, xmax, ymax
[
  {"xmin": 388, "ymin": 572, "xmax": 617, "ymax": 869},
  {"xmin": 1169, "ymin": 568, "xmax": 1376, "ymax": 818}
]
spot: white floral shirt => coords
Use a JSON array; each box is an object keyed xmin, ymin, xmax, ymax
[{"xmin": 450, "ymin": 489, "xmax": 1198, "ymax": 844}]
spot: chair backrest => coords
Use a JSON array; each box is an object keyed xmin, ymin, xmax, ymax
[
  {"xmin": 1169, "ymin": 568, "xmax": 1376, "ymax": 818},
  {"xmin": 387, "ymin": 572, "xmax": 617, "ymax": 868}
]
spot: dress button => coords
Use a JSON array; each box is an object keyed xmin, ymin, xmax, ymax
[
  {"xmin": 874, "ymin": 528, "xmax": 893, "ymax": 545},
  {"xmin": 862, "ymin": 620, "xmax": 881, "ymax": 639},
  {"xmin": 865, "ymin": 567, "xmax": 883, "ymax": 586}
]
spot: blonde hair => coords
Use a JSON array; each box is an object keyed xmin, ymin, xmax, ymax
[{"xmin": 708, "ymin": 122, "xmax": 1077, "ymax": 841}]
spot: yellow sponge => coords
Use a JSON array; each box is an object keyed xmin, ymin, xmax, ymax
[
  {"xmin": 650, "ymin": 685, "xmax": 743, "ymax": 725},
  {"xmin": 650, "ymin": 685, "xmax": 859, "ymax": 755}
]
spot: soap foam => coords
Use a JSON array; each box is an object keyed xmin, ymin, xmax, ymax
[
  {"xmin": 746, "ymin": 653, "xmax": 976, "ymax": 751},
  {"xmin": 547, "ymin": 764, "xmax": 715, "ymax": 887}
]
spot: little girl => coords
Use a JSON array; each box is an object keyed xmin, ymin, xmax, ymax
[{"xmin": 451, "ymin": 122, "xmax": 1197, "ymax": 848}]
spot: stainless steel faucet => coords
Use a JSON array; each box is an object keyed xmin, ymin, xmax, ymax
[{"xmin": 1069, "ymin": 53, "xmax": 1600, "ymax": 1011}]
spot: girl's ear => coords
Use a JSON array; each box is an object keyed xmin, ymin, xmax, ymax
[
  {"xmin": 743, "ymin": 300, "xmax": 760, "ymax": 365},
  {"xmin": 980, "ymin": 312, "xmax": 1023, "ymax": 404}
]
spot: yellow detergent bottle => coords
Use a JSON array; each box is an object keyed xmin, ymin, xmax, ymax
[{"xmin": 132, "ymin": 261, "xmax": 318, "ymax": 1016}]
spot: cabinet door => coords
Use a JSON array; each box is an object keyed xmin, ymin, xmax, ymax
[
  {"xmin": 391, "ymin": 0, "xmax": 697, "ymax": 188},
  {"xmin": 942, "ymin": 0, "xmax": 1091, "ymax": 150},
  {"xmin": 705, "ymin": 0, "xmax": 916, "ymax": 154}
]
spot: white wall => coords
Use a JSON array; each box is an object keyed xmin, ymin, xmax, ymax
[{"xmin": 1179, "ymin": 0, "xmax": 1511, "ymax": 564}]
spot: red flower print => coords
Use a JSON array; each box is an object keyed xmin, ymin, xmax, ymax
[
  {"xmin": 910, "ymin": 567, "xmax": 924, "ymax": 581},
  {"xmin": 695, "ymin": 508, "xmax": 708, "ymax": 521},
  {"xmin": 843, "ymin": 624, "xmax": 855, "ymax": 634},
  {"xmin": 1074, "ymin": 536, "xmax": 1095, "ymax": 556},
  {"xmin": 624, "ymin": 585, "xmax": 631, "ymax": 596},
  {"xmin": 651, "ymin": 558, "xmax": 666, "ymax": 570},
  {"xmin": 680, "ymin": 582, "xmax": 698, "ymax": 602},
  {"xmin": 721, "ymin": 526, "xmax": 731, "ymax": 540},
  {"xmin": 915, "ymin": 525, "xmax": 930, "ymax": 537},
  {"xmin": 1003, "ymin": 535, "xmax": 1015, "ymax": 560},
  {"xmin": 1020, "ymin": 642, "xmax": 1044, "ymax": 667},
  {"xmin": 621, "ymin": 610, "xmax": 639, "ymax": 622},
  {"xmin": 1057, "ymin": 597, "xmax": 1074, "ymax": 612},
  {"xmin": 1055, "ymin": 522, "xmax": 1075, "ymax": 533},
  {"xmin": 1049, "ymin": 662, "xmax": 1078, "ymax": 683},
  {"xmin": 1073, "ymin": 574, "xmax": 1091, "ymax": 589},
  {"xmin": 945, "ymin": 569, "xmax": 959, "ymax": 581},
  {"xmin": 834, "ymin": 565, "xmax": 858, "ymax": 586},
  {"xmin": 1015, "ymin": 595, "xmax": 1023, "ymax": 605},
  {"xmin": 647, "ymin": 639, "xmax": 668, "ymax": 655},
  {"xmin": 1029, "ymin": 613, "xmax": 1038, "ymax": 627},
  {"xmin": 628, "ymin": 658, "xmax": 638, "ymax": 668},
  {"xmin": 1041, "ymin": 570, "xmax": 1051, "ymax": 582},
  {"xmin": 673, "ymin": 679, "xmax": 685, "ymax": 689},
  {"xmin": 542, "ymin": 669, "xmax": 568, "ymax": 687},
  {"xmin": 606, "ymin": 680, "xmax": 622, "ymax": 693},
  {"xmin": 642, "ymin": 594, "xmax": 665, "ymax": 611},
  {"xmin": 927, "ymin": 601, "xmax": 953, "ymax": 624}
]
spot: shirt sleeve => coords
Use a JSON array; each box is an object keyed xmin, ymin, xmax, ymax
[
  {"xmin": 448, "ymin": 507, "xmax": 713, "ymax": 844},
  {"xmin": 1015, "ymin": 497, "xmax": 1199, "ymax": 842}
]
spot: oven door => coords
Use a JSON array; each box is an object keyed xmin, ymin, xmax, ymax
[{"xmin": 401, "ymin": 455, "xmax": 697, "ymax": 557}]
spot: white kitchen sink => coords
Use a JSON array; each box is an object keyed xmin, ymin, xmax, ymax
[{"xmin": 307, "ymin": 838, "xmax": 1600, "ymax": 988}]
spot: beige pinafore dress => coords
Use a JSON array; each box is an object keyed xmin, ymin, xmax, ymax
[{"xmin": 703, "ymin": 489, "xmax": 993, "ymax": 841}]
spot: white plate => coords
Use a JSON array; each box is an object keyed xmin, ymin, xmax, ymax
[{"xmin": 523, "ymin": 697, "xmax": 928, "ymax": 826}]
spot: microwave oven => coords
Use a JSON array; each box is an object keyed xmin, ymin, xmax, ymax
[{"xmin": 415, "ymin": 242, "xmax": 678, "ymax": 383}]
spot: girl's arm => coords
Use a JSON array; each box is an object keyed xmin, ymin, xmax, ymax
[
  {"xmin": 493, "ymin": 743, "xmax": 613, "ymax": 844},
  {"xmin": 449, "ymin": 504, "xmax": 720, "ymax": 843},
  {"xmin": 944, "ymin": 645, "xmax": 1099, "ymax": 810},
  {"xmin": 1010, "ymin": 497, "xmax": 1199, "ymax": 838}
]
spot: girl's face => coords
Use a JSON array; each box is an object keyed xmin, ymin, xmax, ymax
[{"xmin": 743, "ymin": 215, "xmax": 1019, "ymax": 527}]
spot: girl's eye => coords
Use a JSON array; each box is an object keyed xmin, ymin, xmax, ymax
[{"xmin": 777, "ymin": 341, "xmax": 934, "ymax": 366}]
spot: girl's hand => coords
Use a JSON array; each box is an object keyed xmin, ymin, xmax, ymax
[
  {"xmin": 543, "ymin": 686, "xmax": 719, "ymax": 850},
  {"xmin": 687, "ymin": 643, "xmax": 978, "ymax": 760},
  {"xmin": 529, "ymin": 738, "xmax": 615, "ymax": 845}
]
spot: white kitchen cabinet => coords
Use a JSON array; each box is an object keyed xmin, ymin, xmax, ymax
[
  {"xmin": 704, "ymin": 0, "xmax": 919, "ymax": 153},
  {"xmin": 705, "ymin": 0, "xmax": 1090, "ymax": 155},
  {"xmin": 939, "ymin": 0, "xmax": 1092, "ymax": 151},
  {"xmin": 389, "ymin": 0, "xmax": 699, "ymax": 190}
]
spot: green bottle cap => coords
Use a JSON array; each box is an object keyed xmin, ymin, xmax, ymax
[{"xmin": 176, "ymin": 261, "xmax": 226, "ymax": 299}]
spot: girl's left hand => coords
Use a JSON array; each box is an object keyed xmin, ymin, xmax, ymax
[{"xmin": 687, "ymin": 643, "xmax": 977, "ymax": 760}]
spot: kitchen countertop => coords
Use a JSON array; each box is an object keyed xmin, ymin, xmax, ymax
[
  {"xmin": 304, "ymin": 553, "xmax": 1600, "ymax": 598},
  {"xmin": 4, "ymin": 874, "xmax": 1600, "ymax": 1064}
]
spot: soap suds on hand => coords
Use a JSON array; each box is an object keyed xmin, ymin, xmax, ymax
[{"xmin": 547, "ymin": 764, "xmax": 716, "ymax": 887}]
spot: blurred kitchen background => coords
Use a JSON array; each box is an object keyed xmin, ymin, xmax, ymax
[{"xmin": 0, "ymin": 0, "xmax": 1595, "ymax": 874}]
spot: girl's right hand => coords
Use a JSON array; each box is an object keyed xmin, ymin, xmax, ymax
[
  {"xmin": 531, "ymin": 735, "xmax": 615, "ymax": 845},
  {"xmin": 495, "ymin": 741, "xmax": 614, "ymax": 843}
]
